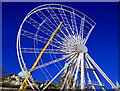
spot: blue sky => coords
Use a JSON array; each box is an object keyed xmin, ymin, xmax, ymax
[{"xmin": 2, "ymin": 2, "xmax": 119, "ymax": 89}]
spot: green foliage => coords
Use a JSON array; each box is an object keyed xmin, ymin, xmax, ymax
[
  {"xmin": 0, "ymin": 66, "xmax": 8, "ymax": 76},
  {"xmin": 5, "ymin": 82, "xmax": 13, "ymax": 88}
]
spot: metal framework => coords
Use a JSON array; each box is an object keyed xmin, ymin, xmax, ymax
[{"xmin": 16, "ymin": 4, "xmax": 119, "ymax": 91}]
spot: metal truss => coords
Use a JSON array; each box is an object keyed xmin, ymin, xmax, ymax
[{"xmin": 16, "ymin": 3, "xmax": 118, "ymax": 91}]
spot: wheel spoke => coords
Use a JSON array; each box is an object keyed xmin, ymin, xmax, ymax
[
  {"xmin": 21, "ymin": 29, "xmax": 64, "ymax": 49},
  {"xmin": 42, "ymin": 53, "xmax": 78, "ymax": 90},
  {"xmin": 17, "ymin": 4, "xmax": 99, "ymax": 91},
  {"xmin": 32, "ymin": 52, "xmax": 77, "ymax": 71},
  {"xmin": 21, "ymin": 48, "xmax": 73, "ymax": 54}
]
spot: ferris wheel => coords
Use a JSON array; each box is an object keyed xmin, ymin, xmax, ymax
[{"xmin": 17, "ymin": 4, "xmax": 119, "ymax": 91}]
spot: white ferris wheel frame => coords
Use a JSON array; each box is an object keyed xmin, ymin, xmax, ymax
[{"xmin": 16, "ymin": 3, "xmax": 118, "ymax": 91}]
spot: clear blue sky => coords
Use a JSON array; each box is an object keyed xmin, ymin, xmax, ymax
[{"xmin": 2, "ymin": 2, "xmax": 119, "ymax": 89}]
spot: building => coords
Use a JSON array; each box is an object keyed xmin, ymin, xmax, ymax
[{"xmin": 0, "ymin": 74, "xmax": 60, "ymax": 90}]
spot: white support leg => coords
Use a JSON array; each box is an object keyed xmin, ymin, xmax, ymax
[
  {"xmin": 81, "ymin": 53, "xmax": 85, "ymax": 90},
  {"xmin": 85, "ymin": 57, "xmax": 105, "ymax": 90},
  {"xmin": 61, "ymin": 71, "xmax": 70, "ymax": 90},
  {"xmin": 85, "ymin": 70, "xmax": 96, "ymax": 90},
  {"xmin": 72, "ymin": 53, "xmax": 81, "ymax": 90},
  {"xmin": 67, "ymin": 59, "xmax": 77, "ymax": 89},
  {"xmin": 85, "ymin": 53, "xmax": 118, "ymax": 90},
  {"xmin": 42, "ymin": 54, "xmax": 77, "ymax": 91}
]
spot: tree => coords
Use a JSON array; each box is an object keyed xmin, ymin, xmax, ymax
[{"xmin": 0, "ymin": 66, "xmax": 7, "ymax": 76}]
